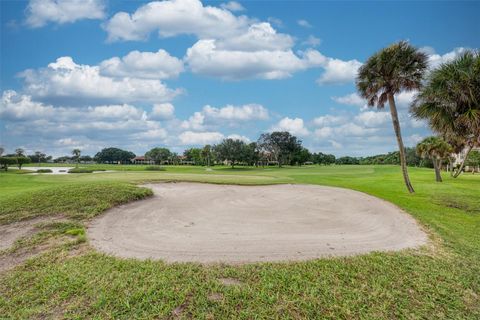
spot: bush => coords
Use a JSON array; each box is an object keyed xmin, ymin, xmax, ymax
[
  {"xmin": 145, "ymin": 165, "xmax": 166, "ymax": 171},
  {"xmin": 68, "ymin": 168, "xmax": 94, "ymax": 173},
  {"xmin": 36, "ymin": 169, "xmax": 53, "ymax": 173}
]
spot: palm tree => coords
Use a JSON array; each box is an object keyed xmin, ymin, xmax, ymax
[
  {"xmin": 416, "ymin": 136, "xmax": 452, "ymax": 182},
  {"xmin": 411, "ymin": 51, "xmax": 480, "ymax": 177},
  {"xmin": 357, "ymin": 41, "xmax": 428, "ymax": 193},
  {"xmin": 72, "ymin": 149, "xmax": 81, "ymax": 167}
]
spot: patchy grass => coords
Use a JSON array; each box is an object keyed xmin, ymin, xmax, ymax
[
  {"xmin": 0, "ymin": 165, "xmax": 479, "ymax": 318},
  {"xmin": 0, "ymin": 182, "xmax": 152, "ymax": 224}
]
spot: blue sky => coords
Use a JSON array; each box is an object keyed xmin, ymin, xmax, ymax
[{"xmin": 1, "ymin": 0, "xmax": 479, "ymax": 157}]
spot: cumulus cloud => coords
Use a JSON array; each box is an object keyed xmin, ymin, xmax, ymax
[
  {"xmin": 227, "ymin": 134, "xmax": 251, "ymax": 142},
  {"xmin": 150, "ymin": 103, "xmax": 175, "ymax": 120},
  {"xmin": 422, "ymin": 46, "xmax": 468, "ymax": 69},
  {"xmin": 312, "ymin": 115, "xmax": 347, "ymax": 127},
  {"xmin": 271, "ymin": 117, "xmax": 309, "ymax": 136},
  {"xmin": 220, "ymin": 1, "xmax": 245, "ymax": 12},
  {"xmin": 332, "ymin": 93, "xmax": 365, "ymax": 107},
  {"xmin": 103, "ymin": 0, "xmax": 251, "ymax": 41},
  {"xmin": 99, "ymin": 49, "xmax": 184, "ymax": 79},
  {"xmin": 202, "ymin": 103, "xmax": 269, "ymax": 121},
  {"xmin": 179, "ymin": 131, "xmax": 224, "ymax": 145},
  {"xmin": 26, "ymin": 0, "xmax": 105, "ymax": 28},
  {"xmin": 103, "ymin": 0, "xmax": 362, "ymax": 82},
  {"xmin": 316, "ymin": 57, "xmax": 362, "ymax": 85},
  {"xmin": 297, "ymin": 19, "xmax": 312, "ymax": 28},
  {"xmin": 354, "ymin": 111, "xmax": 390, "ymax": 127},
  {"xmin": 185, "ymin": 41, "xmax": 323, "ymax": 80},
  {"xmin": 18, "ymin": 56, "xmax": 182, "ymax": 105},
  {"xmin": 302, "ymin": 35, "xmax": 321, "ymax": 47},
  {"xmin": 215, "ymin": 22, "xmax": 294, "ymax": 51},
  {"xmin": 1, "ymin": 90, "xmax": 54, "ymax": 120},
  {"xmin": 181, "ymin": 103, "xmax": 268, "ymax": 129}
]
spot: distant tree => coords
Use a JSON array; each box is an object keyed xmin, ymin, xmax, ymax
[
  {"xmin": 145, "ymin": 147, "xmax": 172, "ymax": 165},
  {"xmin": 213, "ymin": 139, "xmax": 246, "ymax": 168},
  {"xmin": 0, "ymin": 147, "xmax": 4, "ymax": 157},
  {"xmin": 242, "ymin": 142, "xmax": 260, "ymax": 166},
  {"xmin": 336, "ymin": 156, "xmax": 360, "ymax": 165},
  {"xmin": 257, "ymin": 131, "xmax": 302, "ymax": 167},
  {"xmin": 30, "ymin": 151, "xmax": 47, "ymax": 164},
  {"xmin": 183, "ymin": 148, "xmax": 202, "ymax": 164},
  {"xmin": 411, "ymin": 51, "xmax": 480, "ymax": 178},
  {"xmin": 54, "ymin": 156, "xmax": 72, "ymax": 163},
  {"xmin": 72, "ymin": 149, "xmax": 81, "ymax": 167},
  {"xmin": 78, "ymin": 155, "xmax": 93, "ymax": 162},
  {"xmin": 94, "ymin": 148, "xmax": 136, "ymax": 164},
  {"xmin": 0, "ymin": 157, "xmax": 16, "ymax": 171},
  {"xmin": 201, "ymin": 145, "xmax": 212, "ymax": 166},
  {"xmin": 357, "ymin": 41, "xmax": 428, "ymax": 193},
  {"xmin": 15, "ymin": 148, "xmax": 25, "ymax": 157},
  {"xmin": 16, "ymin": 156, "xmax": 31, "ymax": 170},
  {"xmin": 292, "ymin": 147, "xmax": 312, "ymax": 165},
  {"xmin": 416, "ymin": 136, "xmax": 452, "ymax": 182}
]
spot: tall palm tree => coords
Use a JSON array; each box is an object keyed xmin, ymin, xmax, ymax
[
  {"xmin": 357, "ymin": 41, "xmax": 428, "ymax": 193},
  {"xmin": 72, "ymin": 149, "xmax": 81, "ymax": 167},
  {"xmin": 416, "ymin": 136, "xmax": 452, "ymax": 182},
  {"xmin": 411, "ymin": 51, "xmax": 480, "ymax": 177}
]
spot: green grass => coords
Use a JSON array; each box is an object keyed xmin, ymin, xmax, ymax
[{"xmin": 0, "ymin": 165, "xmax": 479, "ymax": 319}]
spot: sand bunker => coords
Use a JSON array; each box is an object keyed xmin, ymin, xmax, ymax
[{"xmin": 88, "ymin": 183, "xmax": 427, "ymax": 263}]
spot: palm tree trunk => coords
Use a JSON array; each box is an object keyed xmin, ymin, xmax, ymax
[
  {"xmin": 388, "ymin": 94, "xmax": 415, "ymax": 193},
  {"xmin": 453, "ymin": 145, "xmax": 472, "ymax": 178},
  {"xmin": 432, "ymin": 158, "xmax": 442, "ymax": 182}
]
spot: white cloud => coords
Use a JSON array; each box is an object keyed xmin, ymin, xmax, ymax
[
  {"xmin": 25, "ymin": 0, "xmax": 106, "ymax": 28},
  {"xmin": 332, "ymin": 93, "xmax": 365, "ymax": 107},
  {"xmin": 227, "ymin": 134, "xmax": 250, "ymax": 142},
  {"xmin": 314, "ymin": 127, "xmax": 334, "ymax": 139},
  {"xmin": 316, "ymin": 57, "xmax": 362, "ymax": 85},
  {"xmin": 220, "ymin": 1, "xmax": 245, "ymax": 12},
  {"xmin": 302, "ymin": 35, "xmax": 321, "ymax": 47},
  {"xmin": 87, "ymin": 104, "xmax": 146, "ymax": 120},
  {"xmin": 19, "ymin": 56, "xmax": 182, "ymax": 105},
  {"xmin": 297, "ymin": 19, "xmax": 312, "ymax": 28},
  {"xmin": 216, "ymin": 22, "xmax": 294, "ymax": 51},
  {"xmin": 181, "ymin": 112, "xmax": 205, "ymax": 131},
  {"xmin": 271, "ymin": 117, "xmax": 309, "ymax": 136},
  {"xmin": 312, "ymin": 115, "xmax": 347, "ymax": 127},
  {"xmin": 354, "ymin": 111, "xmax": 390, "ymax": 127},
  {"xmin": 185, "ymin": 40, "xmax": 323, "ymax": 80},
  {"xmin": 99, "ymin": 49, "xmax": 184, "ymax": 79},
  {"xmin": 1, "ymin": 90, "xmax": 54, "ymax": 120},
  {"xmin": 423, "ymin": 47, "xmax": 468, "ymax": 69},
  {"xmin": 202, "ymin": 103, "xmax": 269, "ymax": 121},
  {"xmin": 150, "ymin": 103, "xmax": 175, "ymax": 120},
  {"xmin": 179, "ymin": 131, "xmax": 224, "ymax": 145},
  {"xmin": 103, "ymin": 0, "xmax": 251, "ymax": 41}
]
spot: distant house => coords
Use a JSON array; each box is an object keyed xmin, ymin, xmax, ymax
[
  {"xmin": 452, "ymin": 146, "xmax": 480, "ymax": 172},
  {"xmin": 131, "ymin": 156, "xmax": 154, "ymax": 165}
]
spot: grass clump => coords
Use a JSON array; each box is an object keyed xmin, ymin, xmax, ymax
[
  {"xmin": 0, "ymin": 182, "xmax": 153, "ymax": 224},
  {"xmin": 36, "ymin": 169, "xmax": 52, "ymax": 173},
  {"xmin": 145, "ymin": 165, "xmax": 166, "ymax": 171},
  {"xmin": 68, "ymin": 168, "xmax": 94, "ymax": 173}
]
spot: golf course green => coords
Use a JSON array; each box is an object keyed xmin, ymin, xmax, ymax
[{"xmin": 0, "ymin": 165, "xmax": 479, "ymax": 318}]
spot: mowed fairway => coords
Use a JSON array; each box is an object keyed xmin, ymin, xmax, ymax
[{"xmin": 0, "ymin": 165, "xmax": 479, "ymax": 319}]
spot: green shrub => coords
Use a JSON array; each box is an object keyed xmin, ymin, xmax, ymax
[
  {"xmin": 145, "ymin": 165, "xmax": 166, "ymax": 171},
  {"xmin": 36, "ymin": 169, "xmax": 53, "ymax": 173}
]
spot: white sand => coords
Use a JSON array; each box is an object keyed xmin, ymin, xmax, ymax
[{"xmin": 88, "ymin": 183, "xmax": 427, "ymax": 263}]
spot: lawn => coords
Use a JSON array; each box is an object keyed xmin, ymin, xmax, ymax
[{"xmin": 0, "ymin": 165, "xmax": 479, "ymax": 319}]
